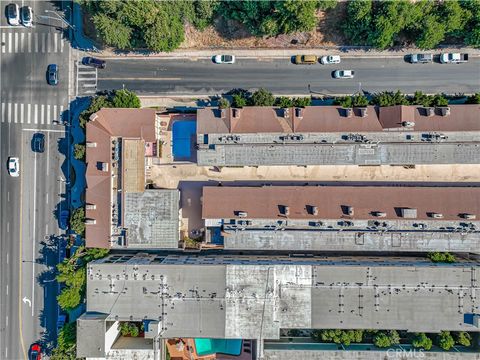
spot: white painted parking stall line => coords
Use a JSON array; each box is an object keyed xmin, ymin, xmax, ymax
[
  {"xmin": 34, "ymin": 104, "xmax": 38, "ymax": 124},
  {"xmin": 13, "ymin": 103, "xmax": 18, "ymax": 123},
  {"xmin": 40, "ymin": 104, "xmax": 45, "ymax": 124},
  {"xmin": 27, "ymin": 103, "xmax": 31, "ymax": 124},
  {"xmin": 28, "ymin": 33, "xmax": 32, "ymax": 53},
  {"xmin": 8, "ymin": 32, "xmax": 12, "ymax": 53}
]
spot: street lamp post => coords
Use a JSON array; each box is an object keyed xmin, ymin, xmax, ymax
[{"xmin": 41, "ymin": 9, "xmax": 75, "ymax": 30}]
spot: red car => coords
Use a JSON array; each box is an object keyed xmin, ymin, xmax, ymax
[{"xmin": 29, "ymin": 343, "xmax": 41, "ymax": 360}]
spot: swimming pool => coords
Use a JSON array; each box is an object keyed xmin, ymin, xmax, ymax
[
  {"xmin": 172, "ymin": 121, "xmax": 196, "ymax": 160},
  {"xmin": 194, "ymin": 338, "xmax": 243, "ymax": 356}
]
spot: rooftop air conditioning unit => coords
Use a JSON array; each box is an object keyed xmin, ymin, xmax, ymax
[
  {"xmin": 311, "ymin": 206, "xmax": 319, "ymax": 216},
  {"xmin": 400, "ymin": 208, "xmax": 417, "ymax": 219},
  {"xmin": 346, "ymin": 206, "xmax": 354, "ymax": 216},
  {"xmin": 284, "ymin": 206, "xmax": 290, "ymax": 216},
  {"xmin": 402, "ymin": 121, "xmax": 415, "ymax": 127},
  {"xmin": 220, "ymin": 109, "xmax": 226, "ymax": 118},
  {"xmin": 101, "ymin": 162, "xmax": 109, "ymax": 172}
]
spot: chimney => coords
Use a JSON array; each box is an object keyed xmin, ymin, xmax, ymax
[
  {"xmin": 100, "ymin": 162, "xmax": 109, "ymax": 172},
  {"xmin": 295, "ymin": 108, "xmax": 303, "ymax": 118},
  {"xmin": 220, "ymin": 109, "xmax": 226, "ymax": 118},
  {"xmin": 86, "ymin": 142, "xmax": 97, "ymax": 148},
  {"xmin": 426, "ymin": 107, "xmax": 434, "ymax": 117},
  {"xmin": 311, "ymin": 206, "xmax": 318, "ymax": 216},
  {"xmin": 283, "ymin": 206, "xmax": 290, "ymax": 216},
  {"xmin": 346, "ymin": 206, "xmax": 354, "ymax": 216},
  {"xmin": 236, "ymin": 211, "xmax": 247, "ymax": 218},
  {"xmin": 402, "ymin": 121, "xmax": 415, "ymax": 128},
  {"xmin": 461, "ymin": 213, "xmax": 476, "ymax": 220},
  {"xmin": 232, "ymin": 108, "xmax": 241, "ymax": 118},
  {"xmin": 345, "ymin": 108, "xmax": 353, "ymax": 118},
  {"xmin": 85, "ymin": 218, "xmax": 97, "ymax": 225},
  {"xmin": 439, "ymin": 107, "xmax": 451, "ymax": 117},
  {"xmin": 400, "ymin": 208, "xmax": 417, "ymax": 219},
  {"xmin": 358, "ymin": 107, "xmax": 367, "ymax": 117},
  {"xmin": 283, "ymin": 108, "xmax": 289, "ymax": 118},
  {"xmin": 86, "ymin": 204, "xmax": 97, "ymax": 210},
  {"xmin": 430, "ymin": 212, "xmax": 444, "ymax": 219}
]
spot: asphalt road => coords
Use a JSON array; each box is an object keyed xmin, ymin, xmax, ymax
[
  {"xmin": 97, "ymin": 56, "xmax": 480, "ymax": 96},
  {"xmin": 0, "ymin": 1, "xmax": 71, "ymax": 359}
]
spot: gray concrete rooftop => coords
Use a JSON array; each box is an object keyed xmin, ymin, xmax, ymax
[
  {"xmin": 120, "ymin": 190, "xmax": 180, "ymax": 249},
  {"xmin": 85, "ymin": 254, "xmax": 480, "ymax": 342}
]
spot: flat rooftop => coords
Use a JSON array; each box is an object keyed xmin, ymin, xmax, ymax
[
  {"xmin": 202, "ymin": 185, "xmax": 480, "ymax": 221},
  {"xmin": 85, "ymin": 254, "xmax": 480, "ymax": 341}
]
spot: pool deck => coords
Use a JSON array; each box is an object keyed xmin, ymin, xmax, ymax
[{"xmin": 166, "ymin": 339, "xmax": 253, "ymax": 360}]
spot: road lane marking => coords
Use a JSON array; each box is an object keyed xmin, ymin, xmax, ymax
[
  {"xmin": 20, "ymin": 32, "xmax": 25, "ymax": 53},
  {"xmin": 7, "ymin": 192, "xmax": 9, "ymax": 202},
  {"xmin": 6, "ymin": 222, "xmax": 9, "ymax": 233},
  {"xmin": 46, "ymin": 132, "xmax": 50, "ymax": 175},
  {"xmin": 34, "ymin": 32, "xmax": 38, "ymax": 52},
  {"xmin": 1, "ymin": 32, "xmax": 5, "ymax": 53},
  {"xmin": 32, "ymin": 151, "xmax": 37, "ymax": 317},
  {"xmin": 6, "ymin": 286, "xmax": 8, "ymax": 296},
  {"xmin": 34, "ymin": 104, "xmax": 38, "ymax": 124},
  {"xmin": 41, "ymin": 33, "xmax": 46, "ymax": 53},
  {"xmin": 6, "ymin": 253, "xmax": 8, "ymax": 264},
  {"xmin": 20, "ymin": 103, "xmax": 24, "ymax": 123},
  {"xmin": 13, "ymin": 103, "xmax": 18, "ymax": 123},
  {"xmin": 27, "ymin": 32, "xmax": 31, "ymax": 53},
  {"xmin": 18, "ymin": 131, "xmax": 27, "ymax": 359},
  {"xmin": 1, "ymin": 102, "xmax": 5, "ymax": 121},
  {"xmin": 14, "ymin": 32, "xmax": 18, "ymax": 52},
  {"xmin": 45, "ymin": 224, "xmax": 48, "ymax": 234},
  {"xmin": 27, "ymin": 103, "xmax": 31, "ymax": 124},
  {"xmin": 46, "ymin": 105, "xmax": 51, "ymax": 124},
  {"xmin": 6, "ymin": 315, "xmax": 8, "ymax": 326},
  {"xmin": 8, "ymin": 32, "xmax": 12, "ymax": 53},
  {"xmin": 61, "ymin": 37, "xmax": 64, "ymax": 52},
  {"xmin": 46, "ymin": 194, "xmax": 49, "ymax": 204},
  {"xmin": 8, "ymin": 103, "xmax": 12, "ymax": 123},
  {"xmin": 54, "ymin": 33, "xmax": 58, "ymax": 52},
  {"xmin": 97, "ymin": 77, "xmax": 182, "ymax": 81},
  {"xmin": 41, "ymin": 104, "xmax": 44, "ymax": 124},
  {"xmin": 53, "ymin": 105, "xmax": 58, "ymax": 123},
  {"xmin": 23, "ymin": 128, "xmax": 64, "ymax": 133}
]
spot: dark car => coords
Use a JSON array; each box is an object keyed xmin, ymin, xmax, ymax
[
  {"xmin": 47, "ymin": 64, "xmax": 58, "ymax": 85},
  {"xmin": 59, "ymin": 209, "xmax": 69, "ymax": 230},
  {"xmin": 29, "ymin": 343, "xmax": 41, "ymax": 360},
  {"xmin": 32, "ymin": 133, "xmax": 45, "ymax": 153},
  {"xmin": 82, "ymin": 57, "xmax": 106, "ymax": 69}
]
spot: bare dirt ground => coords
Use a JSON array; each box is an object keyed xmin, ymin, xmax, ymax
[{"xmin": 178, "ymin": 5, "xmax": 348, "ymax": 50}]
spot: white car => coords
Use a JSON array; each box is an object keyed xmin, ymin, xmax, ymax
[
  {"xmin": 213, "ymin": 55, "xmax": 236, "ymax": 64},
  {"xmin": 6, "ymin": 3, "xmax": 20, "ymax": 26},
  {"xmin": 320, "ymin": 55, "xmax": 341, "ymax": 65},
  {"xmin": 333, "ymin": 69, "xmax": 355, "ymax": 79},
  {"xmin": 8, "ymin": 157, "xmax": 19, "ymax": 177},
  {"xmin": 20, "ymin": 6, "xmax": 33, "ymax": 27}
]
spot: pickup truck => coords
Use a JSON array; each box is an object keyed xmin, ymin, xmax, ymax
[{"xmin": 440, "ymin": 53, "xmax": 469, "ymax": 64}]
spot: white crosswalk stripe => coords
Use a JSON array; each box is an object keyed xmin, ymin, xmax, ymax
[
  {"xmin": 1, "ymin": 32, "xmax": 5, "ymax": 53},
  {"xmin": 28, "ymin": 33, "xmax": 32, "ymax": 53},
  {"xmin": 14, "ymin": 32, "xmax": 18, "ymax": 53},
  {"xmin": 20, "ymin": 33, "xmax": 25, "ymax": 53},
  {"xmin": 8, "ymin": 32, "xmax": 12, "ymax": 53},
  {"xmin": 34, "ymin": 32, "xmax": 38, "ymax": 52},
  {"xmin": 0, "ymin": 102, "xmax": 66, "ymax": 125},
  {"xmin": 1, "ymin": 30, "xmax": 70, "ymax": 54}
]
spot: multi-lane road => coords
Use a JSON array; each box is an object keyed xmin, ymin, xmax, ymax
[
  {"xmin": 97, "ymin": 56, "xmax": 480, "ymax": 96},
  {"xmin": 0, "ymin": 1, "xmax": 70, "ymax": 359}
]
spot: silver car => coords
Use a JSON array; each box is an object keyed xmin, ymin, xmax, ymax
[
  {"xmin": 333, "ymin": 69, "xmax": 355, "ymax": 79},
  {"xmin": 6, "ymin": 3, "xmax": 20, "ymax": 26},
  {"xmin": 21, "ymin": 6, "xmax": 33, "ymax": 27},
  {"xmin": 8, "ymin": 157, "xmax": 19, "ymax": 177}
]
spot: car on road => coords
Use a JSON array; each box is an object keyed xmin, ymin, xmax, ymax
[
  {"xmin": 29, "ymin": 343, "xmax": 41, "ymax": 360},
  {"xmin": 409, "ymin": 53, "xmax": 433, "ymax": 64},
  {"xmin": 294, "ymin": 55, "xmax": 318, "ymax": 65},
  {"xmin": 320, "ymin": 55, "xmax": 341, "ymax": 65},
  {"xmin": 32, "ymin": 133, "xmax": 45, "ymax": 153},
  {"xmin": 333, "ymin": 69, "xmax": 355, "ymax": 79},
  {"xmin": 440, "ymin": 52, "xmax": 469, "ymax": 64},
  {"xmin": 6, "ymin": 3, "xmax": 20, "ymax": 26},
  {"xmin": 47, "ymin": 64, "xmax": 58, "ymax": 85},
  {"xmin": 59, "ymin": 210, "xmax": 69, "ymax": 230},
  {"xmin": 82, "ymin": 57, "xmax": 106, "ymax": 69},
  {"xmin": 20, "ymin": 6, "xmax": 32, "ymax": 27},
  {"xmin": 213, "ymin": 55, "xmax": 236, "ymax": 64},
  {"xmin": 8, "ymin": 157, "xmax": 19, "ymax": 177}
]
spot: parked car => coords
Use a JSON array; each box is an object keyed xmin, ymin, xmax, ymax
[
  {"xmin": 47, "ymin": 64, "xmax": 58, "ymax": 85},
  {"xmin": 8, "ymin": 157, "xmax": 19, "ymax": 177},
  {"xmin": 409, "ymin": 53, "xmax": 433, "ymax": 64},
  {"xmin": 333, "ymin": 69, "xmax": 355, "ymax": 79},
  {"xmin": 320, "ymin": 55, "xmax": 341, "ymax": 65},
  {"xmin": 6, "ymin": 3, "xmax": 20, "ymax": 26},
  {"xmin": 59, "ymin": 209, "xmax": 69, "ymax": 230},
  {"xmin": 20, "ymin": 6, "xmax": 32, "ymax": 27},
  {"xmin": 82, "ymin": 57, "xmax": 106, "ymax": 69},
  {"xmin": 32, "ymin": 133, "xmax": 45, "ymax": 153},
  {"xmin": 29, "ymin": 343, "xmax": 41, "ymax": 360},
  {"xmin": 213, "ymin": 55, "xmax": 235, "ymax": 64},
  {"xmin": 294, "ymin": 55, "xmax": 318, "ymax": 65},
  {"xmin": 440, "ymin": 53, "xmax": 469, "ymax": 64}
]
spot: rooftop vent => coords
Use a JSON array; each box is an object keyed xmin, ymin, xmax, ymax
[
  {"xmin": 236, "ymin": 211, "xmax": 248, "ymax": 218},
  {"xmin": 372, "ymin": 211, "xmax": 387, "ymax": 218},
  {"xmin": 439, "ymin": 107, "xmax": 451, "ymax": 117},
  {"xmin": 85, "ymin": 219, "xmax": 97, "ymax": 225},
  {"xmin": 345, "ymin": 108, "xmax": 353, "ymax": 118},
  {"xmin": 86, "ymin": 142, "xmax": 97, "ymax": 148},
  {"xmin": 232, "ymin": 108, "xmax": 241, "ymax": 118},
  {"xmin": 402, "ymin": 121, "xmax": 415, "ymax": 127},
  {"xmin": 86, "ymin": 204, "xmax": 97, "ymax": 210},
  {"xmin": 282, "ymin": 108, "xmax": 289, "ymax": 118},
  {"xmin": 358, "ymin": 107, "xmax": 367, "ymax": 118},
  {"xmin": 460, "ymin": 213, "xmax": 476, "ymax": 220},
  {"xmin": 295, "ymin": 108, "xmax": 303, "ymax": 118},
  {"xmin": 400, "ymin": 208, "xmax": 417, "ymax": 219},
  {"xmin": 426, "ymin": 107, "xmax": 434, "ymax": 117},
  {"xmin": 430, "ymin": 212, "xmax": 444, "ymax": 219}
]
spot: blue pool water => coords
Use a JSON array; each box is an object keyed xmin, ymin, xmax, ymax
[
  {"xmin": 194, "ymin": 338, "xmax": 243, "ymax": 356},
  {"xmin": 172, "ymin": 121, "xmax": 196, "ymax": 160}
]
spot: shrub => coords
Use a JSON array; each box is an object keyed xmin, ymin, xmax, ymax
[
  {"xmin": 275, "ymin": 96, "xmax": 294, "ymax": 108},
  {"xmin": 412, "ymin": 332, "xmax": 433, "ymax": 350},
  {"xmin": 129, "ymin": 323, "xmax": 140, "ymax": 337},
  {"xmin": 334, "ymin": 96, "xmax": 353, "ymax": 108},
  {"xmin": 428, "ymin": 252, "xmax": 456, "ymax": 263},
  {"xmin": 218, "ymin": 98, "xmax": 231, "ymax": 109},
  {"xmin": 371, "ymin": 90, "xmax": 409, "ymax": 107},
  {"xmin": 465, "ymin": 93, "xmax": 480, "ymax": 104},
  {"xmin": 292, "ymin": 97, "xmax": 312, "ymax": 107},
  {"xmin": 455, "ymin": 331, "xmax": 472, "ymax": 347},
  {"xmin": 437, "ymin": 331, "xmax": 455, "ymax": 351},
  {"xmin": 120, "ymin": 322, "xmax": 131, "ymax": 336},
  {"xmin": 313, "ymin": 329, "xmax": 364, "ymax": 346},
  {"xmin": 373, "ymin": 330, "xmax": 400, "ymax": 348},
  {"xmin": 51, "ymin": 323, "xmax": 77, "ymax": 360},
  {"xmin": 70, "ymin": 207, "xmax": 85, "ymax": 237},
  {"xmin": 249, "ymin": 88, "xmax": 275, "ymax": 106},
  {"xmin": 232, "ymin": 94, "xmax": 248, "ymax": 108},
  {"xmin": 74, "ymin": 144, "xmax": 85, "ymax": 160},
  {"xmin": 111, "ymin": 89, "xmax": 141, "ymax": 108},
  {"xmin": 352, "ymin": 94, "xmax": 369, "ymax": 107}
]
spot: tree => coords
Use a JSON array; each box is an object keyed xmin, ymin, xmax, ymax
[
  {"xmin": 372, "ymin": 91, "xmax": 409, "ymax": 107},
  {"xmin": 79, "ymin": 95, "xmax": 112, "ymax": 128},
  {"xmin": 249, "ymin": 88, "xmax": 275, "ymax": 106},
  {"xmin": 373, "ymin": 330, "xmax": 400, "ymax": 348},
  {"xmin": 218, "ymin": 98, "xmax": 231, "ymax": 109},
  {"xmin": 111, "ymin": 89, "xmax": 141, "ymax": 108},
  {"xmin": 352, "ymin": 94, "xmax": 369, "ymax": 107},
  {"xmin": 415, "ymin": 15, "xmax": 446, "ymax": 49},
  {"xmin": 275, "ymin": 0, "xmax": 318, "ymax": 34},
  {"xmin": 144, "ymin": 7, "xmax": 185, "ymax": 52},
  {"xmin": 313, "ymin": 329, "xmax": 364, "ymax": 346},
  {"xmin": 412, "ymin": 333, "xmax": 433, "ymax": 350},
  {"xmin": 232, "ymin": 94, "xmax": 248, "ymax": 108},
  {"xmin": 57, "ymin": 286, "xmax": 82, "ymax": 311},
  {"xmin": 317, "ymin": 0, "xmax": 337, "ymax": 11},
  {"xmin": 334, "ymin": 96, "xmax": 353, "ymax": 108},
  {"xmin": 439, "ymin": 0, "xmax": 470, "ymax": 34},
  {"xmin": 437, "ymin": 331, "xmax": 455, "ymax": 351},
  {"xmin": 342, "ymin": 0, "xmax": 373, "ymax": 45},
  {"xmin": 93, "ymin": 13, "xmax": 132, "ymax": 49},
  {"xmin": 70, "ymin": 207, "xmax": 86, "ymax": 236},
  {"xmin": 275, "ymin": 97, "xmax": 294, "ymax": 108},
  {"xmin": 51, "ymin": 323, "xmax": 77, "ymax": 360},
  {"xmin": 191, "ymin": 0, "xmax": 220, "ymax": 30},
  {"xmin": 74, "ymin": 144, "xmax": 86, "ymax": 160},
  {"xmin": 293, "ymin": 97, "xmax": 312, "ymax": 107},
  {"xmin": 466, "ymin": 93, "xmax": 480, "ymax": 104},
  {"xmin": 455, "ymin": 331, "xmax": 472, "ymax": 347},
  {"xmin": 129, "ymin": 323, "xmax": 140, "ymax": 337}
]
